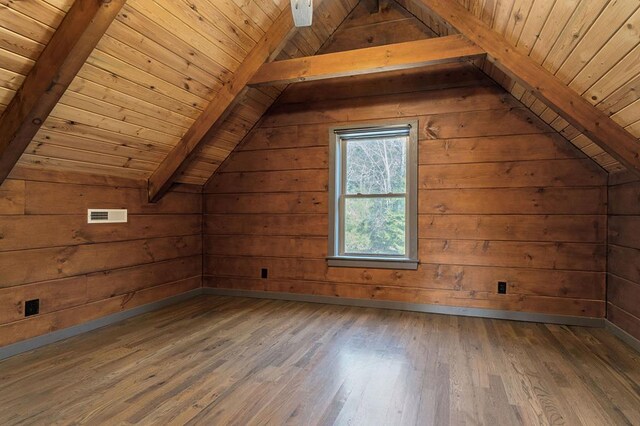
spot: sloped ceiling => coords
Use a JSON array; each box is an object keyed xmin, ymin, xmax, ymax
[
  {"xmin": 0, "ymin": 0, "xmax": 356, "ymax": 185},
  {"xmin": 0, "ymin": 0, "xmax": 638, "ymax": 186},
  {"xmin": 399, "ymin": 0, "xmax": 640, "ymax": 173}
]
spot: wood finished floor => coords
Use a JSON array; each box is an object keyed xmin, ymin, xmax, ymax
[{"xmin": 0, "ymin": 296, "xmax": 639, "ymax": 425}]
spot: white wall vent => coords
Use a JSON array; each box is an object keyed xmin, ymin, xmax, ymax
[{"xmin": 87, "ymin": 209, "xmax": 128, "ymax": 224}]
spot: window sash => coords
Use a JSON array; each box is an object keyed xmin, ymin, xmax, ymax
[
  {"xmin": 338, "ymin": 133, "xmax": 410, "ymax": 258},
  {"xmin": 342, "ymin": 133, "xmax": 408, "ymax": 196}
]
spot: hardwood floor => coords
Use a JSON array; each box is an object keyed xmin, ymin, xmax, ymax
[{"xmin": 0, "ymin": 295, "xmax": 639, "ymax": 425}]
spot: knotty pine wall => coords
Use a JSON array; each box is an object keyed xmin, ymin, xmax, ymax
[
  {"xmin": 608, "ymin": 172, "xmax": 640, "ymax": 340},
  {"xmin": 0, "ymin": 171, "xmax": 202, "ymax": 347},
  {"xmin": 204, "ymin": 64, "xmax": 608, "ymax": 318}
]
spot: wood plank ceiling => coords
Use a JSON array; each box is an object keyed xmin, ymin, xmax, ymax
[
  {"xmin": 0, "ymin": 0, "xmax": 638, "ymax": 184},
  {"xmin": 0, "ymin": 0, "xmax": 356, "ymax": 185},
  {"xmin": 399, "ymin": 0, "xmax": 640, "ymax": 173}
]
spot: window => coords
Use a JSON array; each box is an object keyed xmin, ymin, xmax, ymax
[{"xmin": 328, "ymin": 121, "xmax": 418, "ymax": 270}]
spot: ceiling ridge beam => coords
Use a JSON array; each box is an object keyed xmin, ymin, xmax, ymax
[
  {"xmin": 248, "ymin": 34, "xmax": 485, "ymax": 86},
  {"xmin": 148, "ymin": 5, "xmax": 311, "ymax": 202},
  {"xmin": 413, "ymin": 0, "xmax": 640, "ymax": 177},
  {"xmin": 0, "ymin": 0, "xmax": 127, "ymax": 186}
]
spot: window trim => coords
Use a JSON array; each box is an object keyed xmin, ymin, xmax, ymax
[{"xmin": 327, "ymin": 119, "xmax": 419, "ymax": 270}]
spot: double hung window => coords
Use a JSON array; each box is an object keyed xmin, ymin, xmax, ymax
[{"xmin": 327, "ymin": 121, "xmax": 418, "ymax": 269}]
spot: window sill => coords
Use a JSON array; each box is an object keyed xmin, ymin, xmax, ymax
[{"xmin": 326, "ymin": 256, "xmax": 418, "ymax": 270}]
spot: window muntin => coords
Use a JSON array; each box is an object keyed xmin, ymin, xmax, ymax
[{"xmin": 328, "ymin": 122, "xmax": 418, "ymax": 269}]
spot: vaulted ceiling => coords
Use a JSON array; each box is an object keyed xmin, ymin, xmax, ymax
[
  {"xmin": 0, "ymin": 0, "xmax": 638, "ymax": 189},
  {"xmin": 401, "ymin": 0, "xmax": 640, "ymax": 173},
  {"xmin": 0, "ymin": 0, "xmax": 356, "ymax": 185}
]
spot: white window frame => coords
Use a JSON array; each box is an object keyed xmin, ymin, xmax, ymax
[{"xmin": 327, "ymin": 120, "xmax": 419, "ymax": 270}]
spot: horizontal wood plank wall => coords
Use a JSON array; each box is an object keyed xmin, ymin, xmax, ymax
[
  {"xmin": 0, "ymin": 171, "xmax": 202, "ymax": 347},
  {"xmin": 320, "ymin": 0, "xmax": 436, "ymax": 54},
  {"xmin": 204, "ymin": 63, "xmax": 608, "ymax": 318},
  {"xmin": 608, "ymin": 172, "xmax": 640, "ymax": 340}
]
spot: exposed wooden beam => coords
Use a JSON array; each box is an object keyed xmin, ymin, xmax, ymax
[
  {"xmin": 148, "ymin": 7, "xmax": 302, "ymax": 202},
  {"xmin": 0, "ymin": 0, "xmax": 126, "ymax": 185},
  {"xmin": 248, "ymin": 35, "xmax": 484, "ymax": 86},
  {"xmin": 415, "ymin": 0, "xmax": 640, "ymax": 177}
]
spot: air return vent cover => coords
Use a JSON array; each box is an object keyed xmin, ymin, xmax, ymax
[{"xmin": 87, "ymin": 209, "xmax": 127, "ymax": 224}]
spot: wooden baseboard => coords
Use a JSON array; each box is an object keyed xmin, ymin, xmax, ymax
[
  {"xmin": 203, "ymin": 288, "xmax": 605, "ymax": 327},
  {"xmin": 605, "ymin": 320, "xmax": 640, "ymax": 353},
  {"xmin": 0, "ymin": 289, "xmax": 204, "ymax": 361}
]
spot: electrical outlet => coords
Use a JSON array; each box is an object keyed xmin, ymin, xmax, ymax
[
  {"xmin": 261, "ymin": 268, "xmax": 268, "ymax": 279},
  {"xmin": 25, "ymin": 299, "xmax": 40, "ymax": 317},
  {"xmin": 497, "ymin": 282, "xmax": 507, "ymax": 294}
]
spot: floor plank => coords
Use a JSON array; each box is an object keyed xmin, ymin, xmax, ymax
[{"xmin": 0, "ymin": 295, "xmax": 638, "ymax": 425}]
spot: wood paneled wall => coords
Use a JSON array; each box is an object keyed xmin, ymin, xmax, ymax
[
  {"xmin": 320, "ymin": 0, "xmax": 435, "ymax": 53},
  {"xmin": 0, "ymin": 171, "xmax": 202, "ymax": 347},
  {"xmin": 608, "ymin": 172, "xmax": 640, "ymax": 340},
  {"xmin": 203, "ymin": 63, "xmax": 608, "ymax": 318}
]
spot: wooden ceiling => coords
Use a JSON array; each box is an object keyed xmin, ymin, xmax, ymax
[
  {"xmin": 400, "ymin": 0, "xmax": 640, "ymax": 173},
  {"xmin": 0, "ymin": 0, "xmax": 638, "ymax": 186},
  {"xmin": 0, "ymin": 0, "xmax": 356, "ymax": 185}
]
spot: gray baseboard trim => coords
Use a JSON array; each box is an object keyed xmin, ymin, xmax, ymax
[
  {"xmin": 0, "ymin": 288, "xmax": 204, "ymax": 361},
  {"xmin": 203, "ymin": 288, "xmax": 605, "ymax": 327},
  {"xmin": 2, "ymin": 288, "xmax": 614, "ymax": 362},
  {"xmin": 605, "ymin": 320, "xmax": 640, "ymax": 353}
]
